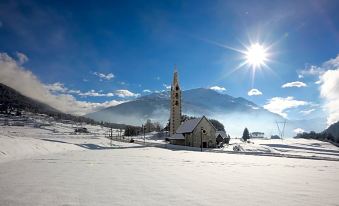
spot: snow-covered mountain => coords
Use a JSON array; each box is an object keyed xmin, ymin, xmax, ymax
[
  {"xmin": 86, "ymin": 88, "xmax": 287, "ymax": 137},
  {"xmin": 0, "ymin": 82, "xmax": 324, "ymax": 138}
]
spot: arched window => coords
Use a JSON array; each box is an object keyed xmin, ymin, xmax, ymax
[
  {"xmin": 175, "ymin": 101, "xmax": 178, "ymax": 106},
  {"xmin": 176, "ymin": 86, "xmax": 179, "ymax": 91}
]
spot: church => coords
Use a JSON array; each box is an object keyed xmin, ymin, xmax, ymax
[{"xmin": 168, "ymin": 68, "xmax": 217, "ymax": 148}]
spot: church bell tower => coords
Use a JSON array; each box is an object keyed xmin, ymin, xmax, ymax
[{"xmin": 170, "ymin": 67, "xmax": 182, "ymax": 135}]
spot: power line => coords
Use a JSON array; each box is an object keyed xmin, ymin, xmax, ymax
[{"xmin": 275, "ymin": 120, "xmax": 287, "ymax": 140}]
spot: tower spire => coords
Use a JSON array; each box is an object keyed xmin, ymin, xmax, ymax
[
  {"xmin": 170, "ymin": 66, "xmax": 182, "ymax": 135},
  {"xmin": 172, "ymin": 65, "xmax": 178, "ymax": 85}
]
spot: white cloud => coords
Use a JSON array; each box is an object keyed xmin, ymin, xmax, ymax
[
  {"xmin": 247, "ymin": 88, "xmax": 262, "ymax": 96},
  {"xmin": 298, "ymin": 56, "xmax": 339, "ymax": 78},
  {"xmin": 93, "ymin": 72, "xmax": 114, "ymax": 80},
  {"xmin": 44, "ymin": 83, "xmax": 113, "ymax": 97},
  {"xmin": 298, "ymin": 65, "xmax": 324, "ymax": 77},
  {"xmin": 0, "ymin": 52, "xmax": 124, "ymax": 115},
  {"xmin": 79, "ymin": 90, "xmax": 106, "ymax": 97},
  {"xmin": 51, "ymin": 94, "xmax": 124, "ymax": 115},
  {"xmin": 293, "ymin": 128, "xmax": 305, "ymax": 134},
  {"xmin": 68, "ymin": 89, "xmax": 81, "ymax": 94},
  {"xmin": 44, "ymin": 82, "xmax": 68, "ymax": 93},
  {"xmin": 323, "ymin": 55, "xmax": 339, "ymax": 69},
  {"xmin": 263, "ymin": 96, "xmax": 308, "ymax": 118},
  {"xmin": 209, "ymin": 86, "xmax": 226, "ymax": 93},
  {"xmin": 300, "ymin": 109, "xmax": 315, "ymax": 115},
  {"xmin": 143, "ymin": 89, "xmax": 151, "ymax": 93},
  {"xmin": 45, "ymin": 83, "xmax": 116, "ymax": 98},
  {"xmin": 315, "ymin": 80, "xmax": 322, "ymax": 84},
  {"xmin": 114, "ymin": 89, "xmax": 140, "ymax": 98},
  {"xmin": 281, "ymin": 81, "xmax": 307, "ymax": 88},
  {"xmin": 298, "ymin": 74, "xmax": 304, "ymax": 79},
  {"xmin": 79, "ymin": 90, "xmax": 116, "ymax": 97},
  {"xmin": 319, "ymin": 55, "xmax": 339, "ymax": 125},
  {"xmin": 44, "ymin": 83, "xmax": 116, "ymax": 98},
  {"xmin": 16, "ymin": 52, "xmax": 28, "ymax": 65},
  {"xmin": 163, "ymin": 84, "xmax": 171, "ymax": 90}
]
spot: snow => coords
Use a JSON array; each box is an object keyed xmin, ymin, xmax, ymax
[
  {"xmin": 0, "ymin": 119, "xmax": 121, "ymax": 163},
  {"xmin": 1, "ymin": 122, "xmax": 339, "ymax": 205},
  {"xmin": 176, "ymin": 117, "xmax": 202, "ymax": 133}
]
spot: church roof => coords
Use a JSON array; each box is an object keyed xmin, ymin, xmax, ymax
[
  {"xmin": 168, "ymin": 133, "xmax": 185, "ymax": 140},
  {"xmin": 176, "ymin": 116, "xmax": 215, "ymax": 134}
]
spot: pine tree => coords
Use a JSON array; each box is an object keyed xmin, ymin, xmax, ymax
[{"xmin": 242, "ymin": 127, "xmax": 250, "ymax": 142}]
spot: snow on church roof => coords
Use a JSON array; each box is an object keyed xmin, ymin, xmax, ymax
[
  {"xmin": 168, "ymin": 133, "xmax": 185, "ymax": 140},
  {"xmin": 175, "ymin": 117, "xmax": 204, "ymax": 134}
]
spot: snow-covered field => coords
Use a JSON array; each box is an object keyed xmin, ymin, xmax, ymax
[{"xmin": 1, "ymin": 123, "xmax": 339, "ymax": 205}]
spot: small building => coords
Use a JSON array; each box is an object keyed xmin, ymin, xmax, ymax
[
  {"xmin": 215, "ymin": 131, "xmax": 227, "ymax": 144},
  {"xmin": 170, "ymin": 116, "xmax": 217, "ymax": 148},
  {"xmin": 270, "ymin": 135, "xmax": 280, "ymax": 139},
  {"xmin": 168, "ymin": 133, "xmax": 185, "ymax": 145},
  {"xmin": 251, "ymin": 132, "xmax": 265, "ymax": 138}
]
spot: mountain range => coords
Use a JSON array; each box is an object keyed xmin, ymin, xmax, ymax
[
  {"xmin": 0, "ymin": 83, "xmax": 128, "ymax": 129},
  {"xmin": 86, "ymin": 88, "xmax": 309, "ymax": 137},
  {"xmin": 0, "ymin": 83, "xmax": 327, "ymax": 137}
]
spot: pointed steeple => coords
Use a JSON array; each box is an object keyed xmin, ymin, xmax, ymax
[
  {"xmin": 170, "ymin": 66, "xmax": 182, "ymax": 135},
  {"xmin": 172, "ymin": 65, "xmax": 179, "ymax": 89}
]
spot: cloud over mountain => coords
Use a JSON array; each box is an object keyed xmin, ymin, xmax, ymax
[
  {"xmin": 263, "ymin": 96, "xmax": 308, "ymax": 118},
  {"xmin": 114, "ymin": 89, "xmax": 140, "ymax": 98},
  {"xmin": 248, "ymin": 88, "xmax": 262, "ymax": 96},
  {"xmin": 16, "ymin": 52, "xmax": 29, "ymax": 65},
  {"xmin": 0, "ymin": 52, "xmax": 123, "ymax": 115},
  {"xmin": 143, "ymin": 89, "xmax": 151, "ymax": 93},
  {"xmin": 209, "ymin": 86, "xmax": 226, "ymax": 93}
]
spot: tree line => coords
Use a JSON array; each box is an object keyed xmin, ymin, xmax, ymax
[
  {"xmin": 295, "ymin": 131, "xmax": 339, "ymax": 144},
  {"xmin": 124, "ymin": 119, "xmax": 163, "ymax": 136}
]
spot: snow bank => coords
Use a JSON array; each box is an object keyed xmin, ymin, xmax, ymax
[
  {"xmin": 1, "ymin": 140, "xmax": 339, "ymax": 206},
  {"xmin": 0, "ymin": 122, "xmax": 121, "ymax": 163},
  {"xmin": 0, "ymin": 132, "xmax": 83, "ymax": 163}
]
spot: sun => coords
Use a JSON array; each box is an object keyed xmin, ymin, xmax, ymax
[
  {"xmin": 245, "ymin": 43, "xmax": 268, "ymax": 69},
  {"xmin": 201, "ymin": 37, "xmax": 274, "ymax": 86}
]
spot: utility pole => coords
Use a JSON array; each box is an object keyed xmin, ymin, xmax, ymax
[
  {"xmin": 110, "ymin": 127, "xmax": 113, "ymax": 146},
  {"xmin": 143, "ymin": 124, "xmax": 146, "ymax": 144},
  {"xmin": 201, "ymin": 127, "xmax": 203, "ymax": 152}
]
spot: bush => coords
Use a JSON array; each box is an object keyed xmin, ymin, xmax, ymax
[{"xmin": 124, "ymin": 126, "xmax": 139, "ymax": 136}]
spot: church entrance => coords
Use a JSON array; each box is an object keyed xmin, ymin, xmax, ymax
[{"xmin": 202, "ymin": 142, "xmax": 207, "ymax": 148}]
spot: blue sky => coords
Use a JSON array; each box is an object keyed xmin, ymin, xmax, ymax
[{"xmin": 0, "ymin": 0, "xmax": 338, "ymax": 120}]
